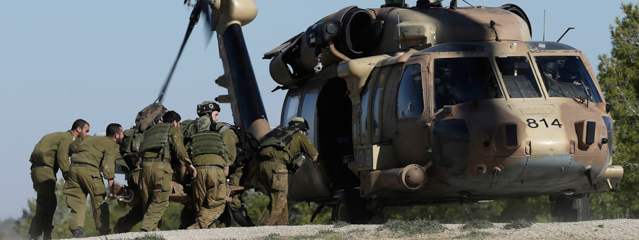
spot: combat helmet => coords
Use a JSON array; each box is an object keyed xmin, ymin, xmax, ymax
[
  {"xmin": 197, "ymin": 101, "xmax": 221, "ymax": 116},
  {"xmin": 288, "ymin": 117, "xmax": 309, "ymax": 131},
  {"xmin": 544, "ymin": 62, "xmax": 559, "ymax": 78}
]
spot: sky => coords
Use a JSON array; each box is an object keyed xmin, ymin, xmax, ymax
[{"xmin": 0, "ymin": 0, "xmax": 631, "ymax": 220}]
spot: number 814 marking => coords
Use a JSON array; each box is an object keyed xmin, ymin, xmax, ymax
[{"xmin": 526, "ymin": 118, "xmax": 563, "ymax": 128}]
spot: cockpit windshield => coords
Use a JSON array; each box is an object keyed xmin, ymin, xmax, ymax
[
  {"xmin": 495, "ymin": 56, "xmax": 542, "ymax": 98},
  {"xmin": 434, "ymin": 57, "xmax": 502, "ymax": 111},
  {"xmin": 534, "ymin": 56, "xmax": 603, "ymax": 103}
]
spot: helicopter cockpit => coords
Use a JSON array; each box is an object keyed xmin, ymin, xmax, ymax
[
  {"xmin": 433, "ymin": 57, "xmax": 502, "ymax": 111},
  {"xmin": 536, "ymin": 56, "xmax": 603, "ymax": 103}
]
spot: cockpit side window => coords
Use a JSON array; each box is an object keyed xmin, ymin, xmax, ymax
[
  {"xmin": 534, "ymin": 56, "xmax": 603, "ymax": 103},
  {"xmin": 434, "ymin": 57, "xmax": 502, "ymax": 111},
  {"xmin": 496, "ymin": 56, "xmax": 542, "ymax": 98},
  {"xmin": 397, "ymin": 64, "xmax": 424, "ymax": 119},
  {"xmin": 301, "ymin": 88, "xmax": 319, "ymax": 142},
  {"xmin": 283, "ymin": 92, "xmax": 300, "ymax": 125}
]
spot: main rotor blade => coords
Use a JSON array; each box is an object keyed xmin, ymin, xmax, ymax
[
  {"xmin": 201, "ymin": 0, "xmax": 214, "ymax": 47},
  {"xmin": 158, "ymin": 3, "xmax": 202, "ymax": 103}
]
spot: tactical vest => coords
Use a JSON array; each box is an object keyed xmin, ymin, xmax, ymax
[
  {"xmin": 121, "ymin": 128, "xmax": 143, "ymax": 154},
  {"xmin": 119, "ymin": 128, "xmax": 145, "ymax": 170},
  {"xmin": 138, "ymin": 123, "xmax": 172, "ymax": 156},
  {"xmin": 260, "ymin": 126, "xmax": 309, "ymax": 173},
  {"xmin": 190, "ymin": 131, "xmax": 226, "ymax": 158},
  {"xmin": 259, "ymin": 126, "xmax": 300, "ymax": 161}
]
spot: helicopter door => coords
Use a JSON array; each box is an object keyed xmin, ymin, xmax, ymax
[
  {"xmin": 287, "ymin": 86, "xmax": 331, "ymax": 201},
  {"xmin": 393, "ymin": 63, "xmax": 431, "ymax": 166}
]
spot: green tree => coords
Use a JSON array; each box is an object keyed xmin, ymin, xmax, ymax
[
  {"xmin": 594, "ymin": 2, "xmax": 639, "ymax": 219},
  {"xmin": 12, "ymin": 179, "xmax": 186, "ymax": 238}
]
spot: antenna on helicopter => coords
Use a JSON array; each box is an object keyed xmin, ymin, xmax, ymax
[
  {"xmin": 489, "ymin": 20, "xmax": 501, "ymax": 42},
  {"xmin": 462, "ymin": 0, "xmax": 474, "ymax": 8},
  {"xmin": 557, "ymin": 27, "xmax": 575, "ymax": 42}
]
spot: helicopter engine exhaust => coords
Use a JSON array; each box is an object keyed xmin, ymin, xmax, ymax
[{"xmin": 361, "ymin": 164, "xmax": 427, "ymax": 197}]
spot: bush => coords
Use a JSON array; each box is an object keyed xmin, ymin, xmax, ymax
[
  {"xmin": 503, "ymin": 219, "xmax": 533, "ymax": 229},
  {"xmin": 460, "ymin": 219, "xmax": 495, "ymax": 230},
  {"xmin": 378, "ymin": 218, "xmax": 446, "ymax": 235}
]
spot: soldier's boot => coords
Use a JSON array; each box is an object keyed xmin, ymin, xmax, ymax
[
  {"xmin": 29, "ymin": 234, "xmax": 39, "ymax": 240},
  {"xmin": 231, "ymin": 208, "xmax": 255, "ymax": 227},
  {"xmin": 43, "ymin": 232, "xmax": 52, "ymax": 240},
  {"xmin": 72, "ymin": 227, "xmax": 83, "ymax": 238},
  {"xmin": 186, "ymin": 222, "xmax": 201, "ymax": 230},
  {"xmin": 99, "ymin": 229, "xmax": 111, "ymax": 236}
]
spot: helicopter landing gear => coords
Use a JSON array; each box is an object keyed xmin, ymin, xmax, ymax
[
  {"xmin": 332, "ymin": 188, "xmax": 370, "ymax": 224},
  {"xmin": 550, "ymin": 194, "xmax": 590, "ymax": 222}
]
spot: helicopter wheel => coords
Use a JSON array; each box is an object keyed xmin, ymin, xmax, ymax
[
  {"xmin": 549, "ymin": 194, "xmax": 590, "ymax": 222},
  {"xmin": 334, "ymin": 188, "xmax": 370, "ymax": 224}
]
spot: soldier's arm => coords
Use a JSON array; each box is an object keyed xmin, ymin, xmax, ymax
[
  {"xmin": 298, "ymin": 134, "xmax": 332, "ymax": 187},
  {"xmin": 56, "ymin": 135, "xmax": 74, "ymax": 180},
  {"xmin": 298, "ymin": 134, "xmax": 319, "ymax": 161},
  {"xmin": 68, "ymin": 136, "xmax": 85, "ymax": 153},
  {"xmin": 171, "ymin": 127, "xmax": 196, "ymax": 178},
  {"xmin": 222, "ymin": 128, "xmax": 238, "ymax": 166},
  {"xmin": 101, "ymin": 142, "xmax": 119, "ymax": 180}
]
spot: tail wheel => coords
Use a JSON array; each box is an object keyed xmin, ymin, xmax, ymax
[
  {"xmin": 550, "ymin": 195, "xmax": 590, "ymax": 222},
  {"xmin": 334, "ymin": 188, "xmax": 369, "ymax": 224}
]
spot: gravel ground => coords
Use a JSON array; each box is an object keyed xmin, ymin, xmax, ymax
[{"xmin": 67, "ymin": 219, "xmax": 639, "ymax": 240}]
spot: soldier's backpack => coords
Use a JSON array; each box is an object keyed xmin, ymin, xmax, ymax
[
  {"xmin": 135, "ymin": 103, "xmax": 167, "ymax": 132},
  {"xmin": 258, "ymin": 126, "xmax": 306, "ymax": 173},
  {"xmin": 219, "ymin": 124, "xmax": 260, "ymax": 173},
  {"xmin": 119, "ymin": 102, "xmax": 167, "ymax": 171},
  {"xmin": 180, "ymin": 119, "xmax": 195, "ymax": 140}
]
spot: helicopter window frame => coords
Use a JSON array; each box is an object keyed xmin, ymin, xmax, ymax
[
  {"xmin": 432, "ymin": 56, "xmax": 504, "ymax": 112},
  {"xmin": 300, "ymin": 88, "xmax": 320, "ymax": 143},
  {"xmin": 495, "ymin": 55, "xmax": 543, "ymax": 99},
  {"xmin": 396, "ymin": 64, "xmax": 425, "ymax": 119},
  {"xmin": 530, "ymin": 54, "xmax": 604, "ymax": 103},
  {"xmin": 360, "ymin": 82, "xmax": 372, "ymax": 141},
  {"xmin": 282, "ymin": 90, "xmax": 301, "ymax": 126}
]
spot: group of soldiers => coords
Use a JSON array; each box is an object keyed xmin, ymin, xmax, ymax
[{"xmin": 27, "ymin": 100, "xmax": 325, "ymax": 240}]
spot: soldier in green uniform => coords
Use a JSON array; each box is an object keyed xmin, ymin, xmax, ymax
[
  {"xmin": 211, "ymin": 105, "xmax": 255, "ymax": 227},
  {"xmin": 184, "ymin": 101, "xmax": 233, "ymax": 229},
  {"xmin": 28, "ymin": 119, "xmax": 90, "ymax": 240},
  {"xmin": 63, "ymin": 123, "xmax": 123, "ymax": 238},
  {"xmin": 114, "ymin": 104, "xmax": 167, "ymax": 233},
  {"xmin": 245, "ymin": 117, "xmax": 327, "ymax": 226},
  {"xmin": 138, "ymin": 111, "xmax": 196, "ymax": 232}
]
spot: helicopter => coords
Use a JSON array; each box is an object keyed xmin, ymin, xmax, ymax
[{"xmin": 160, "ymin": 0, "xmax": 623, "ymax": 223}]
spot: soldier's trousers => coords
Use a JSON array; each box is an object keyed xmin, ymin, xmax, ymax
[
  {"xmin": 139, "ymin": 161, "xmax": 173, "ymax": 232},
  {"xmin": 28, "ymin": 167, "xmax": 56, "ymax": 237},
  {"xmin": 218, "ymin": 165, "xmax": 245, "ymax": 227},
  {"xmin": 114, "ymin": 201, "xmax": 144, "ymax": 233},
  {"xmin": 188, "ymin": 165, "xmax": 226, "ymax": 229},
  {"xmin": 258, "ymin": 161, "xmax": 289, "ymax": 226},
  {"xmin": 63, "ymin": 165, "xmax": 110, "ymax": 234},
  {"xmin": 114, "ymin": 169, "xmax": 144, "ymax": 233}
]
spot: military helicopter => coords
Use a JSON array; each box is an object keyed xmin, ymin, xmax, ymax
[{"xmin": 162, "ymin": 0, "xmax": 623, "ymax": 223}]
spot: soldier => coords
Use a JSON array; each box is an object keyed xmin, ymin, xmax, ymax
[
  {"xmin": 138, "ymin": 110, "xmax": 196, "ymax": 232},
  {"xmin": 28, "ymin": 119, "xmax": 90, "ymax": 240},
  {"xmin": 211, "ymin": 105, "xmax": 256, "ymax": 227},
  {"xmin": 113, "ymin": 103, "xmax": 167, "ymax": 233},
  {"xmin": 184, "ymin": 101, "xmax": 232, "ymax": 229},
  {"xmin": 63, "ymin": 123, "xmax": 122, "ymax": 238},
  {"xmin": 245, "ymin": 117, "xmax": 330, "ymax": 226}
]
